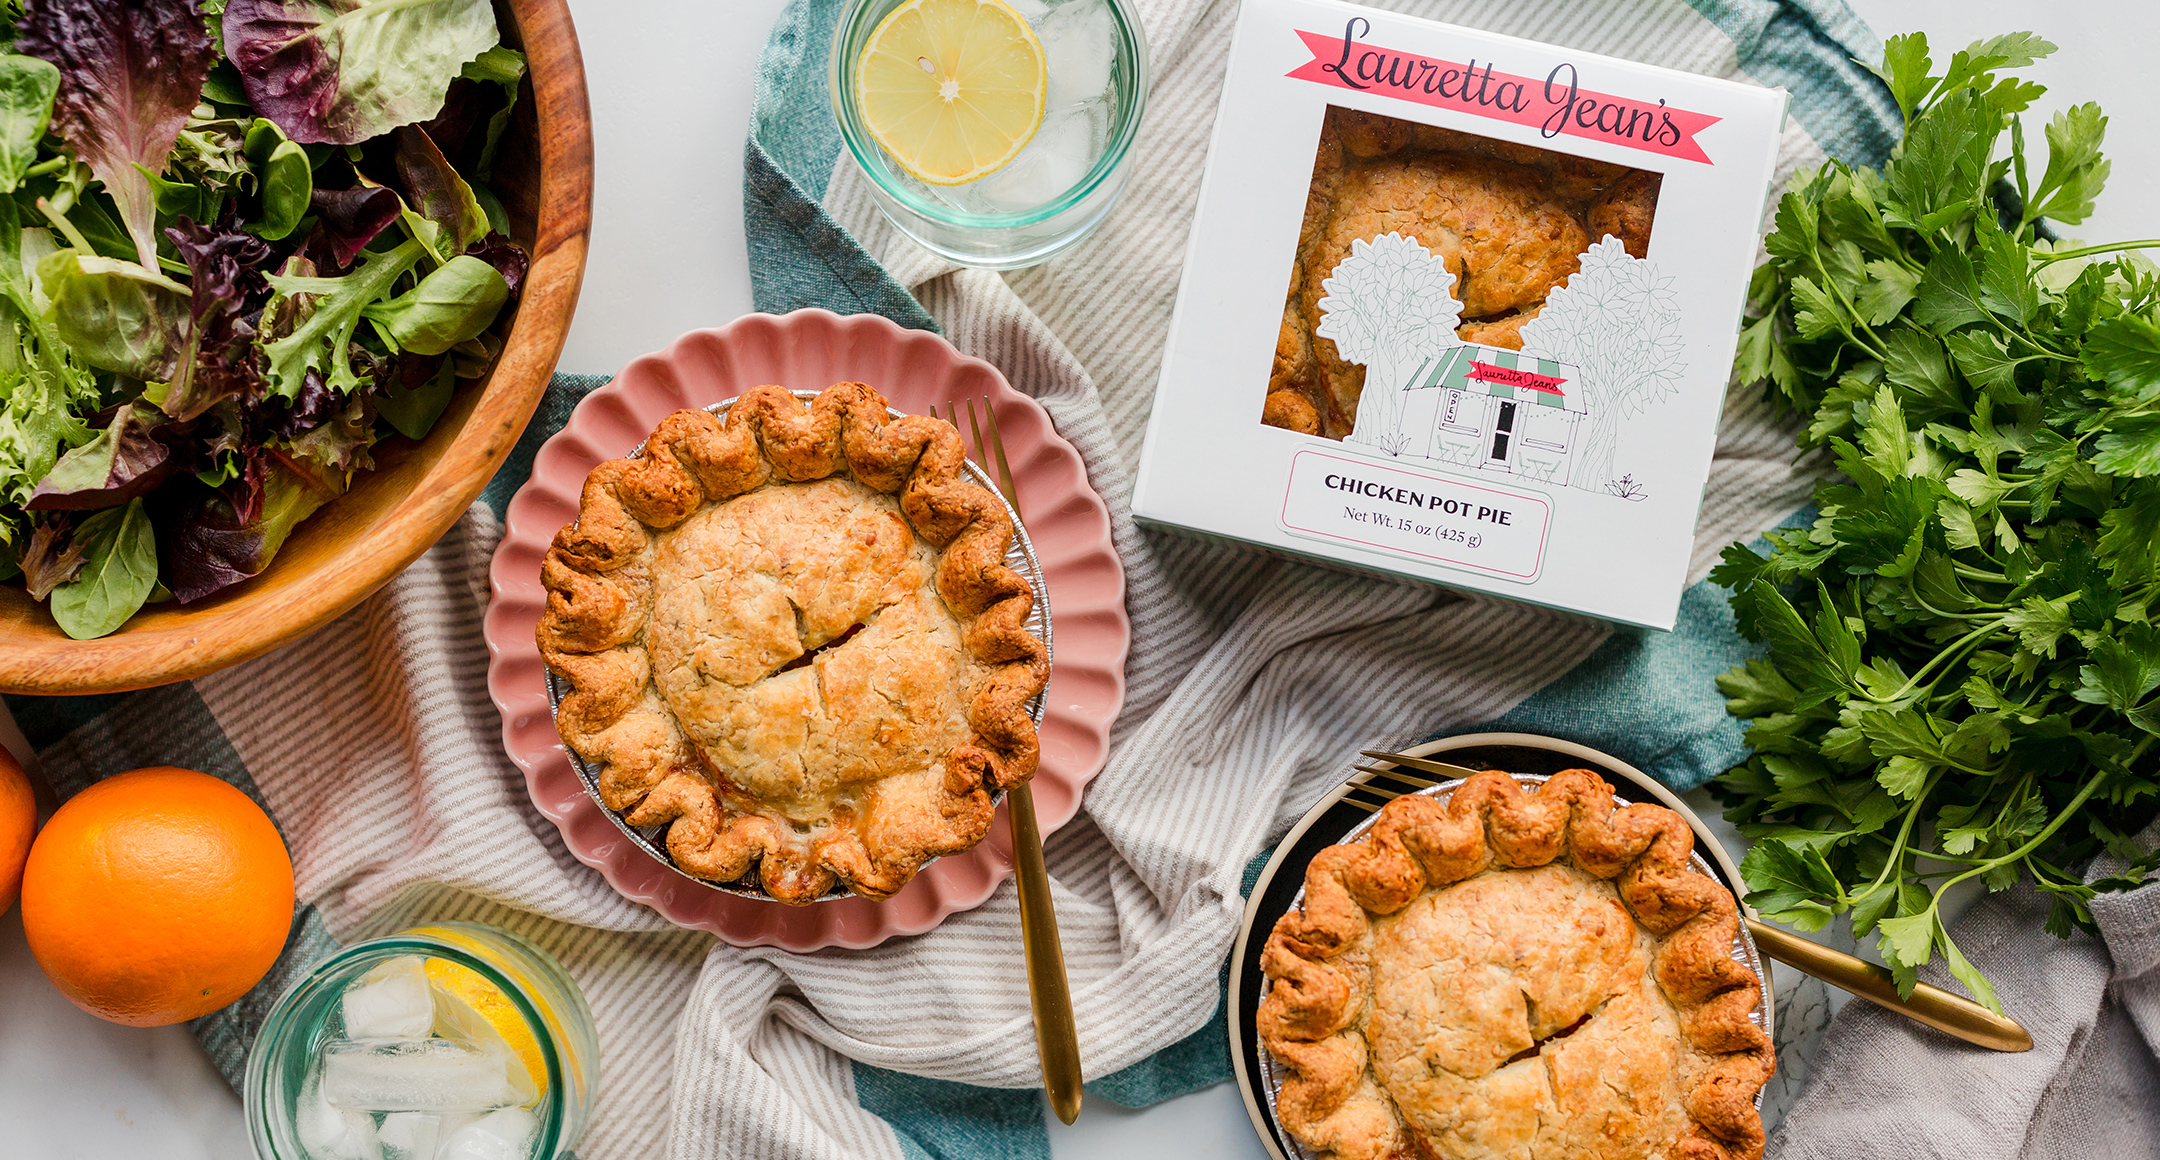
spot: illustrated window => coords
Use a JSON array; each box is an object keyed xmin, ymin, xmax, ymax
[{"xmin": 1259, "ymin": 105, "xmax": 1661, "ymax": 452}]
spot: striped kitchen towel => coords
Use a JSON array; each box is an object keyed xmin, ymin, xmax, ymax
[{"xmin": 8, "ymin": 1, "xmax": 1901, "ymax": 1158}]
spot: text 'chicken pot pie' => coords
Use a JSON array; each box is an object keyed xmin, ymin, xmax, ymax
[
  {"xmin": 537, "ymin": 382, "xmax": 1049, "ymax": 905},
  {"xmin": 1259, "ymin": 770, "xmax": 1771, "ymax": 1160},
  {"xmin": 1264, "ymin": 107, "xmax": 1662, "ymax": 439}
]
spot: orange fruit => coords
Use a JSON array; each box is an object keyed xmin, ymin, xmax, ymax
[
  {"xmin": 21, "ymin": 766, "xmax": 294, "ymax": 1027},
  {"xmin": 0, "ymin": 746, "xmax": 35, "ymax": 914}
]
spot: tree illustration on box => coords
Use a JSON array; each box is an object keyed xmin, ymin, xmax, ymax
[
  {"xmin": 1520, "ymin": 236, "xmax": 1684, "ymax": 492},
  {"xmin": 1315, "ymin": 232, "xmax": 1462, "ymax": 455}
]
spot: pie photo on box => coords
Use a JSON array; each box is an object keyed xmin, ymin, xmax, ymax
[
  {"xmin": 1258, "ymin": 769, "xmax": 1772, "ymax": 1160},
  {"xmin": 1264, "ymin": 107, "xmax": 1669, "ymax": 500},
  {"xmin": 536, "ymin": 382, "xmax": 1050, "ymax": 904}
]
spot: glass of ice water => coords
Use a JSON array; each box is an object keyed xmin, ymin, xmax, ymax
[
  {"xmin": 830, "ymin": 0, "xmax": 1150, "ymax": 269},
  {"xmin": 243, "ymin": 922, "xmax": 598, "ymax": 1160}
]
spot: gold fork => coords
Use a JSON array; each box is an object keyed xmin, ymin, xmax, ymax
[
  {"xmin": 933, "ymin": 397, "xmax": 1084, "ymax": 1124},
  {"xmin": 1350, "ymin": 750, "xmax": 2033, "ymax": 1053}
]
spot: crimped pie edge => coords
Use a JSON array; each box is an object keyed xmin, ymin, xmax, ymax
[
  {"xmin": 535, "ymin": 380, "xmax": 1050, "ymax": 904},
  {"xmin": 1256, "ymin": 768, "xmax": 1775, "ymax": 1160}
]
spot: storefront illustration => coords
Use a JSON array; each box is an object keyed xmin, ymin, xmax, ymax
[
  {"xmin": 1398, "ymin": 346, "xmax": 1585, "ymax": 484},
  {"xmin": 1317, "ymin": 233, "xmax": 1684, "ymax": 499}
]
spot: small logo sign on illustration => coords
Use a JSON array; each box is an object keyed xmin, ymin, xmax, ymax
[{"xmin": 1466, "ymin": 360, "xmax": 1566, "ymax": 394}]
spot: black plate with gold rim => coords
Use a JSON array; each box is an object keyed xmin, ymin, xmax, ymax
[{"xmin": 1225, "ymin": 731, "xmax": 1770, "ymax": 1160}]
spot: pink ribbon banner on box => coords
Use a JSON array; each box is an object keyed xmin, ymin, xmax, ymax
[
  {"xmin": 1467, "ymin": 360, "xmax": 1568, "ymax": 395},
  {"xmin": 1286, "ymin": 19, "xmax": 1722, "ymax": 165}
]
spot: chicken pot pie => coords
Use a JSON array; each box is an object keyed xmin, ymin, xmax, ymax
[
  {"xmin": 1265, "ymin": 108, "xmax": 1663, "ymax": 438},
  {"xmin": 537, "ymin": 382, "xmax": 1049, "ymax": 904},
  {"xmin": 1259, "ymin": 769, "xmax": 1772, "ymax": 1160}
]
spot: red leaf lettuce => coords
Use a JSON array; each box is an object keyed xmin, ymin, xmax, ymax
[
  {"xmin": 223, "ymin": 0, "xmax": 497, "ymax": 145},
  {"xmin": 15, "ymin": 0, "xmax": 215, "ymax": 269},
  {"xmin": 161, "ymin": 215, "xmax": 274, "ymax": 420}
]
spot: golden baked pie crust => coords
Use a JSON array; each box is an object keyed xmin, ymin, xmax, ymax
[
  {"xmin": 537, "ymin": 382, "xmax": 1049, "ymax": 904},
  {"xmin": 1259, "ymin": 769, "xmax": 1773, "ymax": 1160}
]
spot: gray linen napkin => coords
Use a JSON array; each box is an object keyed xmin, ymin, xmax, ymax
[{"xmin": 1770, "ymin": 832, "xmax": 2160, "ymax": 1159}]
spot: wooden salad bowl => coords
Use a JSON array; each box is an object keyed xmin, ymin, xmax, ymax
[{"xmin": 0, "ymin": 0, "xmax": 592, "ymax": 696}]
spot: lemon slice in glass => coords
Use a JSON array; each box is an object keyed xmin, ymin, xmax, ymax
[
  {"xmin": 426, "ymin": 956, "xmax": 547, "ymax": 1099},
  {"xmin": 856, "ymin": 0, "xmax": 1047, "ymax": 186}
]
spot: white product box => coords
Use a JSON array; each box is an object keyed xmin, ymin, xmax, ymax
[{"xmin": 1133, "ymin": 0, "xmax": 1788, "ymax": 630}]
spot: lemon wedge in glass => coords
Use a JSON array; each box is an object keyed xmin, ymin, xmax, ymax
[
  {"xmin": 856, "ymin": 0, "xmax": 1047, "ymax": 186},
  {"xmin": 426, "ymin": 956, "xmax": 548, "ymax": 1098}
]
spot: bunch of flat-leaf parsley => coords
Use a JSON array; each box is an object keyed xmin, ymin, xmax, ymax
[{"xmin": 1712, "ymin": 31, "xmax": 2160, "ymax": 1010}]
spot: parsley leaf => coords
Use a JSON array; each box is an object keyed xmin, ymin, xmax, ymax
[
  {"xmin": 2093, "ymin": 415, "xmax": 2160, "ymax": 477},
  {"xmin": 2075, "ymin": 623, "xmax": 2160, "ymax": 733},
  {"xmin": 2028, "ymin": 102, "xmax": 2109, "ymax": 226},
  {"xmin": 2083, "ymin": 315, "xmax": 2160, "ymax": 401},
  {"xmin": 1914, "ymin": 247, "xmax": 1990, "ymax": 333},
  {"xmin": 1870, "ymin": 32, "xmax": 1936, "ymax": 124}
]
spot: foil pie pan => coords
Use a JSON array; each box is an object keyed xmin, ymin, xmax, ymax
[
  {"xmin": 1245, "ymin": 756, "xmax": 1769, "ymax": 1160},
  {"xmin": 544, "ymin": 392, "xmax": 1052, "ymax": 902}
]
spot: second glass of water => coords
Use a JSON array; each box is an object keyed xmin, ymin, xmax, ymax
[
  {"xmin": 243, "ymin": 922, "xmax": 598, "ymax": 1160},
  {"xmin": 831, "ymin": 0, "xmax": 1150, "ymax": 269}
]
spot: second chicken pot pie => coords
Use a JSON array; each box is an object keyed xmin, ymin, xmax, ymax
[
  {"xmin": 537, "ymin": 382, "xmax": 1049, "ymax": 904},
  {"xmin": 1264, "ymin": 108, "xmax": 1663, "ymax": 438},
  {"xmin": 1259, "ymin": 769, "xmax": 1772, "ymax": 1160}
]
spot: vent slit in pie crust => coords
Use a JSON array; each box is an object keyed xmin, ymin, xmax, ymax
[
  {"xmin": 537, "ymin": 382, "xmax": 1050, "ymax": 904},
  {"xmin": 1259, "ymin": 769, "xmax": 1773, "ymax": 1160}
]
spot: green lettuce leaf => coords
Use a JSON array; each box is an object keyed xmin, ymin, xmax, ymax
[
  {"xmin": 47, "ymin": 496, "xmax": 156, "ymax": 639},
  {"xmin": 0, "ymin": 52, "xmax": 58, "ymax": 194},
  {"xmin": 260, "ymin": 236, "xmax": 426, "ymax": 397}
]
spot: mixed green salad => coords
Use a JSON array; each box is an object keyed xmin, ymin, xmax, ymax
[
  {"xmin": 0, "ymin": 0, "xmax": 528, "ymax": 639},
  {"xmin": 1716, "ymin": 33, "xmax": 2160, "ymax": 1007}
]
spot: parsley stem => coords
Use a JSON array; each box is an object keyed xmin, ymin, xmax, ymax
[
  {"xmin": 1856, "ymin": 768, "xmax": 1941, "ymax": 903},
  {"xmin": 1873, "ymin": 616, "xmax": 2006, "ymax": 703},
  {"xmin": 1937, "ymin": 771, "xmax": 2109, "ymax": 895},
  {"xmin": 1908, "ymin": 597, "xmax": 1999, "ymax": 621},
  {"xmin": 1828, "ymin": 286, "xmax": 1890, "ymax": 360},
  {"xmin": 2006, "ymin": 328, "xmax": 2078, "ymax": 362},
  {"xmin": 1996, "ymin": 769, "xmax": 2037, "ymax": 834},
  {"xmin": 2032, "ymin": 239, "xmax": 2160, "ymax": 265},
  {"xmin": 1911, "ymin": 856, "xmax": 1990, "ymax": 871}
]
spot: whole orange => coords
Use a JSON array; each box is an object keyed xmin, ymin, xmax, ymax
[
  {"xmin": 0, "ymin": 746, "xmax": 34, "ymax": 913},
  {"xmin": 21, "ymin": 767, "xmax": 294, "ymax": 1027}
]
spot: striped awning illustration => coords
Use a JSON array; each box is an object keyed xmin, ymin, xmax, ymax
[{"xmin": 1402, "ymin": 344, "xmax": 1586, "ymax": 413}]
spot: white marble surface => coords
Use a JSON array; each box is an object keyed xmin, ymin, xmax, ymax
[{"xmin": 5, "ymin": 0, "xmax": 2157, "ymax": 1155}]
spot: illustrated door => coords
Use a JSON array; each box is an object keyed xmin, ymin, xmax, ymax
[{"xmin": 1484, "ymin": 399, "xmax": 1519, "ymax": 472}]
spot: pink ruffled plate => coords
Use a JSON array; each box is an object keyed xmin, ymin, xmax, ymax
[{"xmin": 485, "ymin": 310, "xmax": 1130, "ymax": 950}]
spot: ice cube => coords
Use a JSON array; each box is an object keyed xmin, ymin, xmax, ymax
[
  {"xmin": 1004, "ymin": 0, "xmax": 1050, "ymax": 21},
  {"xmin": 340, "ymin": 956, "xmax": 435, "ymax": 1039},
  {"xmin": 963, "ymin": 108, "xmax": 1100, "ymax": 213},
  {"xmin": 319, "ymin": 1038, "xmax": 536, "ymax": 1114},
  {"xmin": 378, "ymin": 1112, "xmax": 468, "ymax": 1160},
  {"xmin": 889, "ymin": 163, "xmax": 970, "ymax": 214},
  {"xmin": 295, "ymin": 1075, "xmax": 379, "ymax": 1160},
  {"xmin": 435, "ymin": 1107, "xmax": 539, "ymax": 1160},
  {"xmin": 1038, "ymin": 0, "xmax": 1116, "ymax": 109}
]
